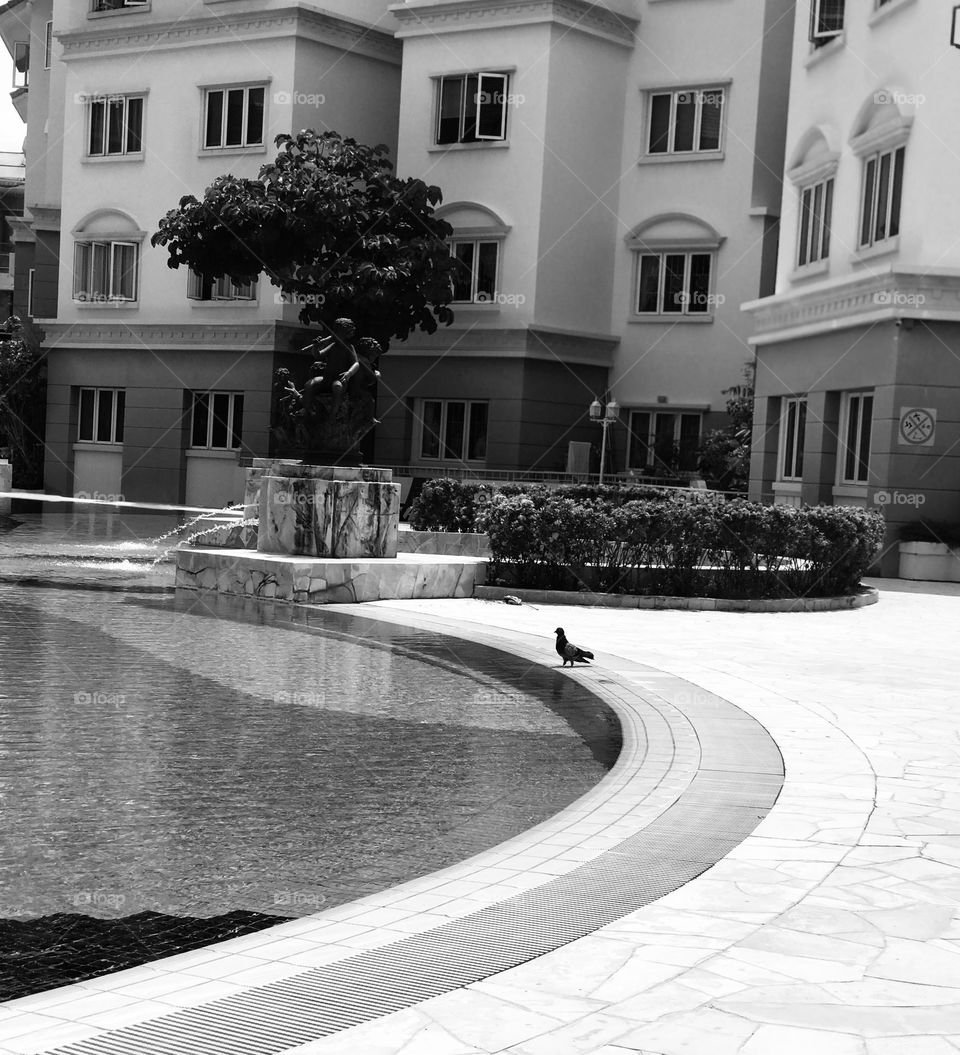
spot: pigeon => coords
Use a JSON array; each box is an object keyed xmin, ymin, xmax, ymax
[{"xmin": 555, "ymin": 627, "xmax": 594, "ymax": 667}]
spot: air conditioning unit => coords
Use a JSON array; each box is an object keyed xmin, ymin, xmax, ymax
[{"xmin": 566, "ymin": 440, "xmax": 591, "ymax": 476}]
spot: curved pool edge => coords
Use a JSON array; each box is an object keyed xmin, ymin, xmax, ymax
[{"xmin": 3, "ymin": 605, "xmax": 786, "ymax": 1055}]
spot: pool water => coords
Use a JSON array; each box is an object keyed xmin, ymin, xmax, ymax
[{"xmin": 0, "ymin": 512, "xmax": 621, "ymax": 994}]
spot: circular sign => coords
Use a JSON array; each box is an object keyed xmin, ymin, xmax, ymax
[{"xmin": 900, "ymin": 408, "xmax": 935, "ymax": 445}]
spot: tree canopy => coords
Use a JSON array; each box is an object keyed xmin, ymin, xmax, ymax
[
  {"xmin": 0, "ymin": 317, "xmax": 46, "ymax": 489},
  {"xmin": 151, "ymin": 131, "xmax": 457, "ymax": 352}
]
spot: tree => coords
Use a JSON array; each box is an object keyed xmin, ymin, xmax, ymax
[
  {"xmin": 151, "ymin": 131, "xmax": 457, "ymax": 353},
  {"xmin": 697, "ymin": 361, "xmax": 755, "ymax": 491},
  {"xmin": 0, "ymin": 316, "xmax": 46, "ymax": 489}
]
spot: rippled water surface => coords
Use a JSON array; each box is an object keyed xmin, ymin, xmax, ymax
[{"xmin": 0, "ymin": 512, "xmax": 620, "ymax": 925}]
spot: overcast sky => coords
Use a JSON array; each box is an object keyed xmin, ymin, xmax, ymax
[{"xmin": 0, "ymin": 53, "xmax": 27, "ymax": 153}]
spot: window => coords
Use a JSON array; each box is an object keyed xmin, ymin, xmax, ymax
[
  {"xmin": 27, "ymin": 268, "xmax": 35, "ymax": 317},
  {"xmin": 809, "ymin": 0, "xmax": 844, "ymax": 46},
  {"xmin": 190, "ymin": 392, "xmax": 244, "ymax": 450},
  {"xmin": 450, "ymin": 240, "xmax": 498, "ymax": 303},
  {"xmin": 44, "ymin": 22, "xmax": 52, "ymax": 69},
  {"xmin": 779, "ymin": 397, "xmax": 807, "ymax": 480},
  {"xmin": 436, "ymin": 72, "xmax": 509, "ymax": 145},
  {"xmin": 187, "ymin": 271, "xmax": 256, "ymax": 301},
  {"xmin": 636, "ymin": 252, "xmax": 713, "ymax": 315},
  {"xmin": 418, "ymin": 400, "xmax": 488, "ymax": 462},
  {"xmin": 78, "ymin": 388, "xmax": 125, "ymax": 444},
  {"xmin": 90, "ymin": 0, "xmax": 149, "ymax": 11},
  {"xmin": 647, "ymin": 88, "xmax": 724, "ymax": 155},
  {"xmin": 12, "ymin": 42, "xmax": 28, "ymax": 89},
  {"xmin": 88, "ymin": 94, "xmax": 143, "ymax": 156},
  {"xmin": 628, "ymin": 411, "xmax": 701, "ymax": 473},
  {"xmin": 797, "ymin": 177, "xmax": 833, "ymax": 267},
  {"xmin": 859, "ymin": 145, "xmax": 904, "ymax": 249},
  {"xmin": 203, "ymin": 86, "xmax": 265, "ymax": 149},
  {"xmin": 74, "ymin": 241, "xmax": 138, "ymax": 302},
  {"xmin": 840, "ymin": 392, "xmax": 873, "ymax": 484}
]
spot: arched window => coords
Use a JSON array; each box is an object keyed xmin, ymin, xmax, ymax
[
  {"xmin": 71, "ymin": 210, "xmax": 145, "ymax": 303},
  {"xmin": 435, "ymin": 202, "xmax": 511, "ymax": 304},
  {"xmin": 625, "ymin": 213, "xmax": 724, "ymax": 318},
  {"xmin": 787, "ymin": 126, "xmax": 840, "ymax": 270}
]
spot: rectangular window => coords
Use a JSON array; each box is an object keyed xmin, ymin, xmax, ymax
[
  {"xmin": 187, "ymin": 271, "xmax": 256, "ymax": 301},
  {"xmin": 635, "ymin": 252, "xmax": 713, "ymax": 315},
  {"xmin": 797, "ymin": 177, "xmax": 833, "ymax": 267},
  {"xmin": 450, "ymin": 240, "xmax": 498, "ymax": 303},
  {"xmin": 647, "ymin": 87, "xmax": 724, "ymax": 156},
  {"xmin": 73, "ymin": 241, "xmax": 138, "ymax": 301},
  {"xmin": 418, "ymin": 400, "xmax": 488, "ymax": 463},
  {"xmin": 203, "ymin": 86, "xmax": 265, "ymax": 149},
  {"xmin": 859, "ymin": 146, "xmax": 904, "ymax": 249},
  {"xmin": 90, "ymin": 0, "xmax": 149, "ymax": 11},
  {"xmin": 88, "ymin": 94, "xmax": 144, "ymax": 156},
  {"xmin": 435, "ymin": 72, "xmax": 509, "ymax": 145},
  {"xmin": 779, "ymin": 397, "xmax": 807, "ymax": 481},
  {"xmin": 809, "ymin": 0, "xmax": 844, "ymax": 46},
  {"xmin": 190, "ymin": 391, "xmax": 243, "ymax": 449},
  {"xmin": 840, "ymin": 392, "xmax": 873, "ymax": 484},
  {"xmin": 27, "ymin": 268, "xmax": 35, "ymax": 317},
  {"xmin": 12, "ymin": 41, "xmax": 28, "ymax": 89},
  {"xmin": 44, "ymin": 21, "xmax": 52, "ymax": 69},
  {"xmin": 628, "ymin": 410, "xmax": 701, "ymax": 473},
  {"xmin": 78, "ymin": 388, "xmax": 125, "ymax": 444}
]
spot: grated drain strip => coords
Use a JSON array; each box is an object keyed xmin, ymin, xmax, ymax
[{"xmin": 48, "ymin": 720, "xmax": 782, "ymax": 1055}]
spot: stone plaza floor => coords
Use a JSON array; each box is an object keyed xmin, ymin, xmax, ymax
[{"xmin": 2, "ymin": 576, "xmax": 959, "ymax": 1054}]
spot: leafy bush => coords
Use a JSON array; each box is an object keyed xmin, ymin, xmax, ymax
[
  {"xmin": 479, "ymin": 494, "xmax": 883, "ymax": 599},
  {"xmin": 406, "ymin": 478, "xmax": 712, "ymax": 532}
]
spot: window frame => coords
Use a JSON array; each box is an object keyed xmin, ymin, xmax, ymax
[
  {"xmin": 86, "ymin": 93, "xmax": 145, "ymax": 158},
  {"xmin": 809, "ymin": 0, "xmax": 845, "ymax": 47},
  {"xmin": 645, "ymin": 86, "xmax": 726, "ymax": 158},
  {"xmin": 73, "ymin": 239, "xmax": 139, "ymax": 303},
  {"xmin": 187, "ymin": 271, "xmax": 257, "ymax": 302},
  {"xmin": 858, "ymin": 144, "xmax": 904, "ymax": 250},
  {"xmin": 189, "ymin": 391, "xmax": 244, "ymax": 451},
  {"xmin": 26, "ymin": 268, "xmax": 35, "ymax": 317},
  {"xmin": 89, "ymin": 0, "xmax": 149, "ymax": 12},
  {"xmin": 449, "ymin": 238, "xmax": 500, "ymax": 304},
  {"xmin": 627, "ymin": 409, "xmax": 702, "ymax": 474},
  {"xmin": 201, "ymin": 84, "xmax": 267, "ymax": 151},
  {"xmin": 634, "ymin": 250, "xmax": 715, "ymax": 317},
  {"xmin": 77, "ymin": 387, "xmax": 125, "ymax": 445},
  {"xmin": 434, "ymin": 71, "xmax": 510, "ymax": 146},
  {"xmin": 12, "ymin": 41, "xmax": 28, "ymax": 89},
  {"xmin": 838, "ymin": 391, "xmax": 874, "ymax": 485},
  {"xmin": 797, "ymin": 175, "xmax": 834, "ymax": 268},
  {"xmin": 778, "ymin": 397, "xmax": 807, "ymax": 482},
  {"xmin": 416, "ymin": 398, "xmax": 489, "ymax": 464},
  {"xmin": 44, "ymin": 21, "xmax": 52, "ymax": 69}
]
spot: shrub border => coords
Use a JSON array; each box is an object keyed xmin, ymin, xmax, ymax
[{"xmin": 474, "ymin": 583, "xmax": 879, "ymax": 613}]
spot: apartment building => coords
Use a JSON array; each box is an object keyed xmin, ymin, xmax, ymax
[
  {"xmin": 1, "ymin": 0, "xmax": 796, "ymax": 500},
  {"xmin": 743, "ymin": 0, "xmax": 960, "ymax": 574},
  {"xmin": 0, "ymin": 0, "xmax": 400, "ymax": 506}
]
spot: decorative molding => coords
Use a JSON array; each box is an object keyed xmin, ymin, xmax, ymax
[
  {"xmin": 390, "ymin": 323, "xmax": 617, "ymax": 365},
  {"xmin": 625, "ymin": 212, "xmax": 724, "ymax": 251},
  {"xmin": 390, "ymin": 0, "xmax": 637, "ymax": 48},
  {"xmin": 58, "ymin": 7, "xmax": 401, "ymax": 64},
  {"xmin": 27, "ymin": 206, "xmax": 61, "ymax": 231},
  {"xmin": 8, "ymin": 215, "xmax": 35, "ymax": 243},
  {"xmin": 40, "ymin": 321, "xmax": 279, "ymax": 351},
  {"xmin": 744, "ymin": 268, "xmax": 960, "ymax": 346}
]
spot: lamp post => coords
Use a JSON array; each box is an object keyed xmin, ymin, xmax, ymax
[{"xmin": 589, "ymin": 397, "xmax": 620, "ymax": 484}]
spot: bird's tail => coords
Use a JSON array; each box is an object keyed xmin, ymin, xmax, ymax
[{"xmin": 582, "ymin": 651, "xmax": 594, "ymax": 661}]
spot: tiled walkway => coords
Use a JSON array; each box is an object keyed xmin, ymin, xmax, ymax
[{"xmin": 3, "ymin": 577, "xmax": 959, "ymax": 1054}]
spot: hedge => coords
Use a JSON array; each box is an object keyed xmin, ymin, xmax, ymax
[
  {"xmin": 406, "ymin": 478, "xmax": 715, "ymax": 533},
  {"xmin": 476, "ymin": 492, "xmax": 884, "ymax": 598}
]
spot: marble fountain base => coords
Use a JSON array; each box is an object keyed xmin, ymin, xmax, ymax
[{"xmin": 175, "ymin": 547, "xmax": 486, "ymax": 604}]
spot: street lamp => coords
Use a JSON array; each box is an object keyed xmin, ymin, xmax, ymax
[{"xmin": 589, "ymin": 397, "xmax": 620, "ymax": 484}]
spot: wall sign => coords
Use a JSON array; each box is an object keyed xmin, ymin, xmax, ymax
[{"xmin": 898, "ymin": 407, "xmax": 936, "ymax": 446}]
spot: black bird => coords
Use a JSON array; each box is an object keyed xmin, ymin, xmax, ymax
[{"xmin": 555, "ymin": 627, "xmax": 594, "ymax": 667}]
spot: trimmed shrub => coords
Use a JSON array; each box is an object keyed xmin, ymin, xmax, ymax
[
  {"xmin": 406, "ymin": 478, "xmax": 712, "ymax": 532},
  {"xmin": 479, "ymin": 494, "xmax": 884, "ymax": 599}
]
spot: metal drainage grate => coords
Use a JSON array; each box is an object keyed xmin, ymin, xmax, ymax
[{"xmin": 47, "ymin": 698, "xmax": 782, "ymax": 1055}]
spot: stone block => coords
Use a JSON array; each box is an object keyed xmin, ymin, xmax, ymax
[
  {"xmin": 258, "ymin": 476, "xmax": 336, "ymax": 557},
  {"xmin": 332, "ymin": 482, "xmax": 400, "ymax": 558}
]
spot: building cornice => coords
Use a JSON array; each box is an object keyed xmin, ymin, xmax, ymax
[
  {"xmin": 391, "ymin": 323, "xmax": 617, "ymax": 365},
  {"xmin": 57, "ymin": 6, "xmax": 401, "ymax": 65},
  {"xmin": 389, "ymin": 0, "xmax": 637, "ymax": 48},
  {"xmin": 40, "ymin": 321, "xmax": 281, "ymax": 351},
  {"xmin": 743, "ymin": 267, "xmax": 960, "ymax": 346}
]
